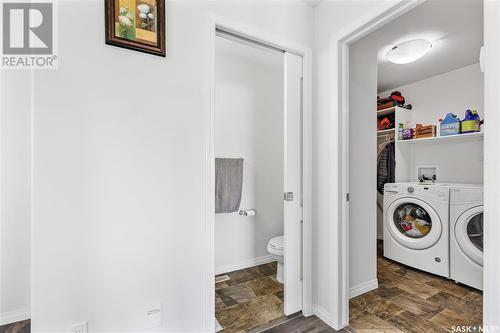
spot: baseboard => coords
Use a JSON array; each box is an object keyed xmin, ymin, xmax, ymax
[
  {"xmin": 349, "ymin": 278, "xmax": 379, "ymax": 299},
  {"xmin": 215, "ymin": 255, "xmax": 275, "ymax": 275},
  {"xmin": 312, "ymin": 304, "xmax": 331, "ymax": 326},
  {"xmin": 0, "ymin": 307, "xmax": 30, "ymax": 326}
]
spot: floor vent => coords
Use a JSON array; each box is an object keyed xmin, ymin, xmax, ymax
[
  {"xmin": 215, "ymin": 319, "xmax": 223, "ymax": 332},
  {"xmin": 215, "ymin": 275, "xmax": 230, "ymax": 284}
]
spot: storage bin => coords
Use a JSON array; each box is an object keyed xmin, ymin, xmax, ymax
[{"xmin": 440, "ymin": 113, "xmax": 461, "ymax": 136}]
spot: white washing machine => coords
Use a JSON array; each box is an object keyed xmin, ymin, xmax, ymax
[
  {"xmin": 383, "ymin": 183, "xmax": 449, "ymax": 278},
  {"xmin": 450, "ymin": 185, "xmax": 483, "ymax": 290}
]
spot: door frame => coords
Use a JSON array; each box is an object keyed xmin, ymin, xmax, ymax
[
  {"xmin": 329, "ymin": 0, "xmax": 500, "ymax": 329},
  {"xmin": 202, "ymin": 13, "xmax": 313, "ymax": 332}
]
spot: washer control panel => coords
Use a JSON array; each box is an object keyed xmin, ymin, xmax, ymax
[{"xmin": 384, "ymin": 183, "xmax": 449, "ymax": 201}]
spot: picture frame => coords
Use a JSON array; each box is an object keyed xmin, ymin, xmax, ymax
[{"xmin": 105, "ymin": 0, "xmax": 166, "ymax": 57}]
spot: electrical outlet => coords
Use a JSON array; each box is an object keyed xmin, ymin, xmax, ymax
[{"xmin": 70, "ymin": 322, "xmax": 88, "ymax": 333}]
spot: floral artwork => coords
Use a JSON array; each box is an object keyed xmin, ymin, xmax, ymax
[
  {"xmin": 105, "ymin": 0, "xmax": 165, "ymax": 57},
  {"xmin": 137, "ymin": 3, "xmax": 156, "ymax": 32},
  {"xmin": 117, "ymin": 6, "xmax": 135, "ymax": 40}
]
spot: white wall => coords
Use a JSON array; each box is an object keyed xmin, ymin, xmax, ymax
[
  {"xmin": 0, "ymin": 71, "xmax": 31, "ymax": 325},
  {"xmin": 348, "ymin": 36, "xmax": 378, "ymax": 294},
  {"xmin": 380, "ymin": 63, "xmax": 484, "ymax": 185},
  {"xmin": 31, "ymin": 1, "xmax": 312, "ymax": 332},
  {"xmin": 214, "ymin": 37, "xmax": 284, "ymax": 274},
  {"xmin": 312, "ymin": 0, "xmax": 398, "ymax": 324}
]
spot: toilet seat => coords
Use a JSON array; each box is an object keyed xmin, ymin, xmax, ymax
[
  {"xmin": 267, "ymin": 236, "xmax": 284, "ymax": 256},
  {"xmin": 268, "ymin": 236, "xmax": 284, "ymax": 249}
]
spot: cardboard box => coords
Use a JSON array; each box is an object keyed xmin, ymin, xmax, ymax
[{"xmin": 415, "ymin": 124, "xmax": 436, "ymax": 139}]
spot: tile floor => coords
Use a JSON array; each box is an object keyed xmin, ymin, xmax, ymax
[
  {"xmin": 348, "ymin": 241, "xmax": 483, "ymax": 333},
  {"xmin": 215, "ymin": 262, "xmax": 292, "ymax": 333},
  {"xmin": 1, "ymin": 245, "xmax": 483, "ymax": 333},
  {"xmin": 257, "ymin": 315, "xmax": 349, "ymax": 333}
]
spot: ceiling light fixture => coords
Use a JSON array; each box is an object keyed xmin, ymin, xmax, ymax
[{"xmin": 387, "ymin": 39, "xmax": 432, "ymax": 64}]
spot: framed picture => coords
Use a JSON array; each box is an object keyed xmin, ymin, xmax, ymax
[{"xmin": 105, "ymin": 0, "xmax": 166, "ymax": 57}]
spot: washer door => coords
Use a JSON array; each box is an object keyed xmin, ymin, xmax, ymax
[
  {"xmin": 386, "ymin": 197, "xmax": 442, "ymax": 250},
  {"xmin": 455, "ymin": 206, "xmax": 483, "ymax": 266}
]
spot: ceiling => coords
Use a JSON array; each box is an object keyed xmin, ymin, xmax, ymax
[{"xmin": 372, "ymin": 0, "xmax": 483, "ymax": 93}]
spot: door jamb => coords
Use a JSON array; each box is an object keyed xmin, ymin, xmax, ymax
[
  {"xmin": 329, "ymin": 0, "xmax": 429, "ymax": 329},
  {"xmin": 483, "ymin": 1, "xmax": 500, "ymax": 328},
  {"xmin": 203, "ymin": 13, "xmax": 313, "ymax": 332},
  {"xmin": 331, "ymin": 0, "xmax": 500, "ymax": 329}
]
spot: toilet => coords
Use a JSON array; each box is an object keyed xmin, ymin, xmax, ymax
[{"xmin": 267, "ymin": 236, "xmax": 284, "ymax": 284}]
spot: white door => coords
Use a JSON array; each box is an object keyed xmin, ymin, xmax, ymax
[{"xmin": 283, "ymin": 52, "xmax": 303, "ymax": 315}]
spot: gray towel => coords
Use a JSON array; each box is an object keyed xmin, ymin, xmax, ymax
[{"xmin": 215, "ymin": 158, "xmax": 244, "ymax": 214}]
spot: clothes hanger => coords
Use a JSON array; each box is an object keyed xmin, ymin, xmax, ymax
[{"xmin": 378, "ymin": 134, "xmax": 394, "ymax": 149}]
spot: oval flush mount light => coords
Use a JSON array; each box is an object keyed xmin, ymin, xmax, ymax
[{"xmin": 387, "ymin": 39, "xmax": 432, "ymax": 64}]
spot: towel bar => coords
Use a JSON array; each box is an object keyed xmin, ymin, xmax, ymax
[{"xmin": 239, "ymin": 209, "xmax": 256, "ymax": 216}]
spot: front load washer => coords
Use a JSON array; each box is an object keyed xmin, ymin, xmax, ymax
[
  {"xmin": 450, "ymin": 185, "xmax": 483, "ymax": 290},
  {"xmin": 383, "ymin": 183, "xmax": 449, "ymax": 278}
]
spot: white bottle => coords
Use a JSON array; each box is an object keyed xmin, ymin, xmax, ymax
[{"xmin": 436, "ymin": 119, "xmax": 442, "ymax": 137}]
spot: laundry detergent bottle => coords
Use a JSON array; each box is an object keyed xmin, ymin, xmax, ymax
[
  {"xmin": 440, "ymin": 113, "xmax": 461, "ymax": 136},
  {"xmin": 461, "ymin": 109, "xmax": 481, "ymax": 133}
]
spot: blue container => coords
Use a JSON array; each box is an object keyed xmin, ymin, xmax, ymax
[{"xmin": 440, "ymin": 113, "xmax": 461, "ymax": 136}]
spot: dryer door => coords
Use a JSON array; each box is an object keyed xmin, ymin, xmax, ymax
[
  {"xmin": 385, "ymin": 197, "xmax": 442, "ymax": 250},
  {"xmin": 455, "ymin": 206, "xmax": 483, "ymax": 266}
]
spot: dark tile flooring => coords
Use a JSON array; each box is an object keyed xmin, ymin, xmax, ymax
[
  {"xmin": 0, "ymin": 314, "xmax": 341, "ymax": 333},
  {"xmin": 0, "ymin": 319, "xmax": 30, "ymax": 333},
  {"xmin": 1, "ymin": 247, "xmax": 483, "ymax": 333},
  {"xmin": 348, "ymin": 242, "xmax": 483, "ymax": 332},
  {"xmin": 258, "ymin": 315, "xmax": 349, "ymax": 333},
  {"xmin": 216, "ymin": 262, "xmax": 292, "ymax": 333}
]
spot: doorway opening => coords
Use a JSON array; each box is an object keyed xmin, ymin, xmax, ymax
[
  {"xmin": 345, "ymin": 1, "xmax": 484, "ymax": 331},
  {"xmin": 206, "ymin": 21, "xmax": 312, "ymax": 332}
]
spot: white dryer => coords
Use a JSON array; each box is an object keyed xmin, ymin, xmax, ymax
[
  {"xmin": 384, "ymin": 183, "xmax": 449, "ymax": 278},
  {"xmin": 450, "ymin": 185, "xmax": 483, "ymax": 290}
]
